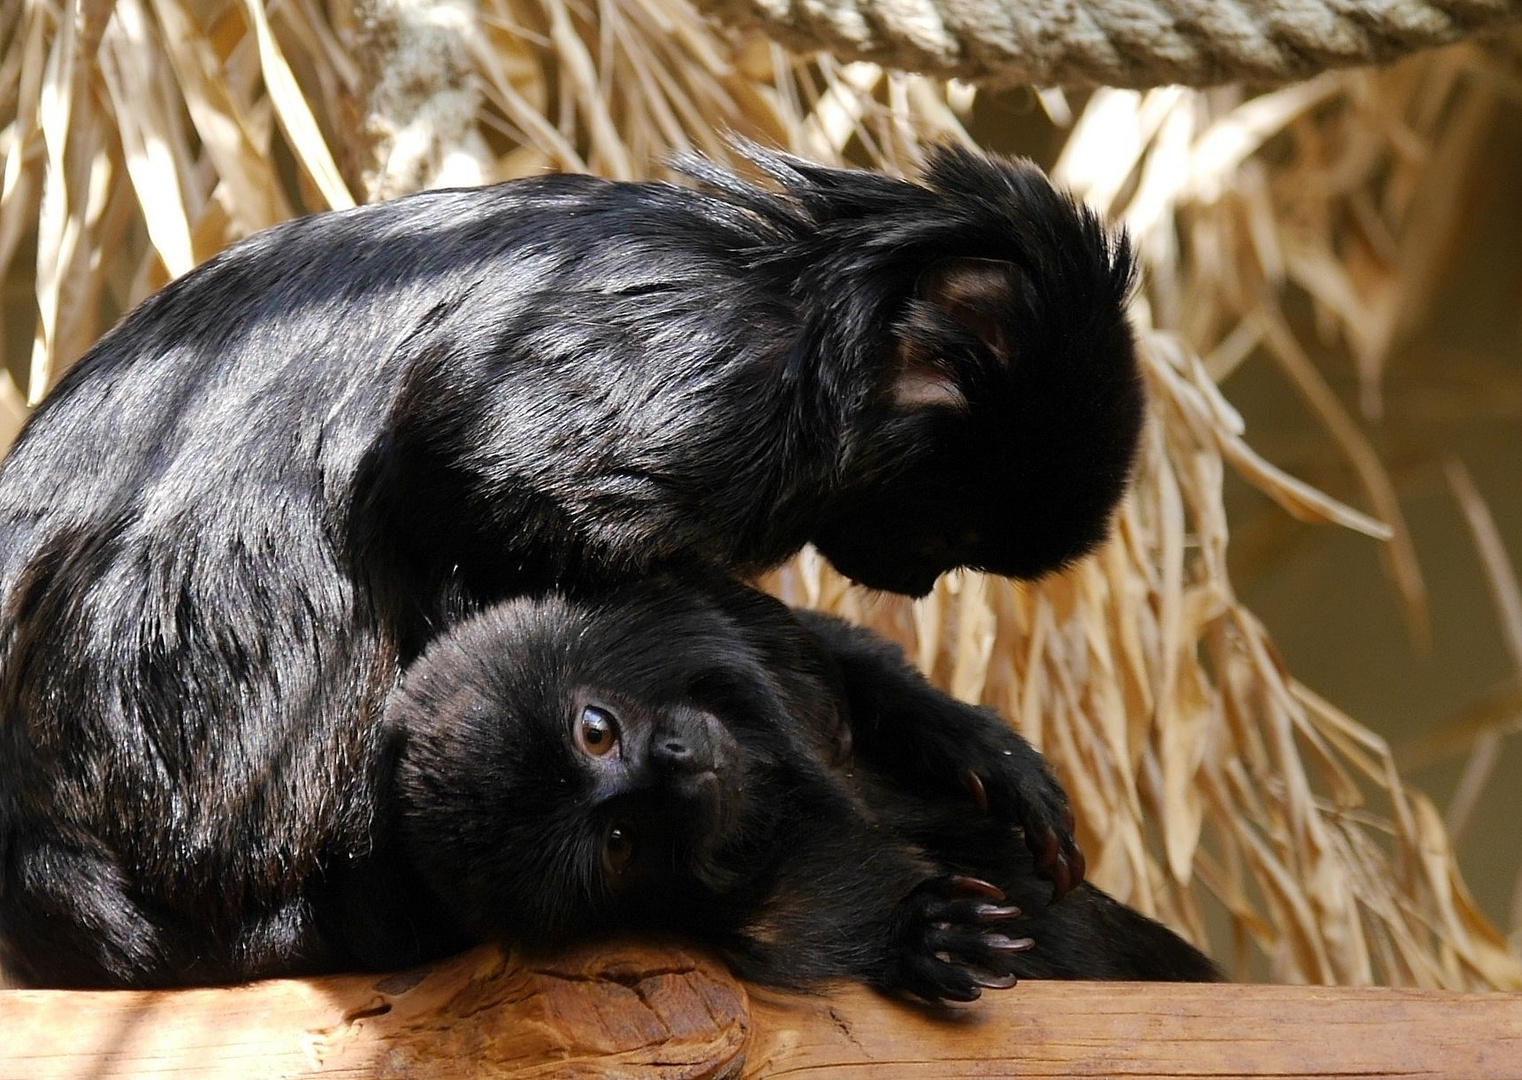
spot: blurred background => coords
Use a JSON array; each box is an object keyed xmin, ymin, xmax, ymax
[{"xmin": 1226, "ymin": 137, "xmax": 1522, "ymax": 943}]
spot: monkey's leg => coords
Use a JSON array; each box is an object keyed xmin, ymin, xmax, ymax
[
  {"xmin": 796, "ymin": 609, "xmax": 1084, "ymax": 899},
  {"xmin": 0, "ymin": 833, "xmax": 364, "ymax": 988},
  {"xmin": 0, "ymin": 833, "xmax": 170, "ymax": 988}
]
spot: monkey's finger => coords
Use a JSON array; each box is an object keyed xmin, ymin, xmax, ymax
[
  {"xmin": 928, "ymin": 925, "xmax": 1035, "ymax": 962},
  {"xmin": 1033, "ymin": 831, "xmax": 1062, "ymax": 884},
  {"xmin": 927, "ymin": 929, "xmax": 1036, "ymax": 984},
  {"xmin": 1045, "ymin": 844, "xmax": 1073, "ymax": 902},
  {"xmin": 1031, "ymin": 827, "xmax": 1086, "ymax": 902},
  {"xmin": 922, "ymin": 898, "xmax": 1023, "ymax": 927},
  {"xmin": 932, "ymin": 982, "xmax": 983, "ymax": 1004},
  {"xmin": 1065, "ymin": 845, "xmax": 1087, "ymax": 894},
  {"xmin": 899, "ymin": 955, "xmax": 984, "ymax": 1005},
  {"xmin": 1050, "ymin": 841, "xmax": 1087, "ymax": 903}
]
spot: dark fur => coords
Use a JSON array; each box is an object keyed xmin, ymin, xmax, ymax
[
  {"xmin": 386, "ymin": 578, "xmax": 1218, "ymax": 1002},
  {"xmin": 0, "ymin": 146, "xmax": 1141, "ymax": 986}
]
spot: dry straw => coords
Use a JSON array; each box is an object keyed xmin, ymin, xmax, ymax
[{"xmin": 1, "ymin": 0, "xmax": 1519, "ymax": 988}]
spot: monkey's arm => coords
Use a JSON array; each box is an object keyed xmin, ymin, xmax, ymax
[{"xmin": 795, "ymin": 610, "xmax": 1084, "ymax": 900}]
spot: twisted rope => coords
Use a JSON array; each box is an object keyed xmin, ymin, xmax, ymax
[{"xmin": 699, "ymin": 0, "xmax": 1522, "ymax": 87}]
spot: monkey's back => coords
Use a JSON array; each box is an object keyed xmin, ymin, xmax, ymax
[{"xmin": 0, "ymin": 173, "xmax": 801, "ymax": 987}]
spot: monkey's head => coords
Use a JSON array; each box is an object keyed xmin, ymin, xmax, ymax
[
  {"xmin": 387, "ymin": 579, "xmax": 837, "ymax": 945},
  {"xmin": 799, "ymin": 148, "xmax": 1145, "ymax": 597}
]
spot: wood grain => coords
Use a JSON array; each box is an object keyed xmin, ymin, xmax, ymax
[
  {"xmin": 746, "ymin": 979, "xmax": 1522, "ymax": 1077},
  {"xmin": 2, "ymin": 944, "xmax": 1519, "ymax": 1079},
  {"xmin": 0, "ymin": 944, "xmax": 748, "ymax": 1080}
]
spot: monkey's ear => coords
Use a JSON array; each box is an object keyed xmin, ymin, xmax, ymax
[
  {"xmin": 892, "ymin": 258, "xmax": 1020, "ymax": 411},
  {"xmin": 918, "ymin": 257, "xmax": 1019, "ymax": 361}
]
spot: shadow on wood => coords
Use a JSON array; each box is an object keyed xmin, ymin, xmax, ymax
[{"xmin": 2, "ymin": 943, "xmax": 1520, "ymax": 1078}]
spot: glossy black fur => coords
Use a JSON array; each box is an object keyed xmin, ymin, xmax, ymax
[
  {"xmin": 0, "ymin": 146, "xmax": 1140, "ymax": 986},
  {"xmin": 387, "ymin": 579, "xmax": 1218, "ymax": 1001}
]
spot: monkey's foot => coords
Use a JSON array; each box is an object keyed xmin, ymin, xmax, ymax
[{"xmin": 888, "ymin": 875, "xmax": 1033, "ymax": 1005}]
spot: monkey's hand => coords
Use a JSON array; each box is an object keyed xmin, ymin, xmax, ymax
[
  {"xmin": 888, "ymin": 875, "xmax": 1032, "ymax": 1005},
  {"xmin": 959, "ymin": 732, "xmax": 1086, "ymax": 903},
  {"xmin": 795, "ymin": 609, "xmax": 1085, "ymax": 901}
]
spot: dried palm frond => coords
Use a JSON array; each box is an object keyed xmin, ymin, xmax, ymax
[{"xmin": 1, "ymin": 0, "xmax": 1518, "ymax": 989}]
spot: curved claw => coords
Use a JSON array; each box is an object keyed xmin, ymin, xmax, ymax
[
  {"xmin": 1056, "ymin": 867, "xmax": 1074, "ymax": 903},
  {"xmin": 1034, "ymin": 831, "xmax": 1064, "ymax": 889},
  {"xmin": 979, "ymin": 933, "xmax": 1035, "ymax": 954},
  {"xmin": 1030, "ymin": 827, "xmax": 1086, "ymax": 903},
  {"xmin": 947, "ymin": 875, "xmax": 1004, "ymax": 901},
  {"xmin": 940, "ymin": 983, "xmax": 983, "ymax": 1004},
  {"xmin": 1065, "ymin": 845, "xmax": 1087, "ymax": 896},
  {"xmin": 973, "ymin": 903, "xmax": 1023, "ymax": 922},
  {"xmin": 1035, "ymin": 830, "xmax": 1060, "ymax": 871},
  {"xmin": 963, "ymin": 769, "xmax": 990, "ymax": 814},
  {"xmin": 971, "ymin": 972, "xmax": 1020, "ymax": 990}
]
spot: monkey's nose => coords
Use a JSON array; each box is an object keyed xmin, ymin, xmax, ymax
[
  {"xmin": 659, "ymin": 737, "xmax": 690, "ymax": 760},
  {"xmin": 651, "ymin": 733, "xmax": 715, "ymax": 772},
  {"xmin": 652, "ymin": 734, "xmax": 710, "ymax": 774}
]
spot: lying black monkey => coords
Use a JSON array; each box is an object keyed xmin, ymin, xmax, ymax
[
  {"xmin": 385, "ymin": 578, "xmax": 1219, "ymax": 1002},
  {"xmin": 0, "ymin": 145, "xmax": 1142, "ymax": 986}
]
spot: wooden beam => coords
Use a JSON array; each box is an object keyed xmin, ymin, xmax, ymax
[
  {"xmin": 2, "ymin": 944, "xmax": 1519, "ymax": 1079},
  {"xmin": 1, "ymin": 945, "xmax": 748, "ymax": 1079},
  {"xmin": 746, "ymin": 980, "xmax": 1522, "ymax": 1077}
]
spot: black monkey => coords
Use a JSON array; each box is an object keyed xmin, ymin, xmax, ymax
[
  {"xmin": 0, "ymin": 146, "xmax": 1142, "ymax": 986},
  {"xmin": 385, "ymin": 578, "xmax": 1219, "ymax": 1002}
]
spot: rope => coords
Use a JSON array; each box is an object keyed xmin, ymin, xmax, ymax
[
  {"xmin": 357, "ymin": 0, "xmax": 494, "ymax": 200},
  {"xmin": 698, "ymin": 0, "xmax": 1522, "ymax": 87}
]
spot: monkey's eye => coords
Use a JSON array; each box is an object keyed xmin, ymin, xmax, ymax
[
  {"xmin": 603, "ymin": 823, "xmax": 636, "ymax": 876},
  {"xmin": 574, "ymin": 704, "xmax": 620, "ymax": 758}
]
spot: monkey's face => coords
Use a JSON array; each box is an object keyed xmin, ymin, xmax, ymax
[
  {"xmin": 557, "ymin": 692, "xmax": 746, "ymax": 911},
  {"xmin": 811, "ymin": 407, "xmax": 1138, "ymax": 596},
  {"xmin": 816, "ymin": 238, "xmax": 1143, "ymax": 596},
  {"xmin": 389, "ymin": 582, "xmax": 818, "ymax": 945}
]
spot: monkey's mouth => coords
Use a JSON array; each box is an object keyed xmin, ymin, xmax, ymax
[
  {"xmin": 598, "ymin": 769, "xmax": 748, "ymax": 906},
  {"xmin": 673, "ymin": 770, "xmax": 742, "ymax": 860},
  {"xmin": 826, "ymin": 552, "xmax": 945, "ymax": 599},
  {"xmin": 647, "ymin": 767, "xmax": 746, "ymax": 898},
  {"xmin": 811, "ymin": 515, "xmax": 961, "ymax": 598}
]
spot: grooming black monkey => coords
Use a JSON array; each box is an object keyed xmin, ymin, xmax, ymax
[
  {"xmin": 385, "ymin": 577, "xmax": 1219, "ymax": 1002},
  {"xmin": 0, "ymin": 146, "xmax": 1143, "ymax": 987}
]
